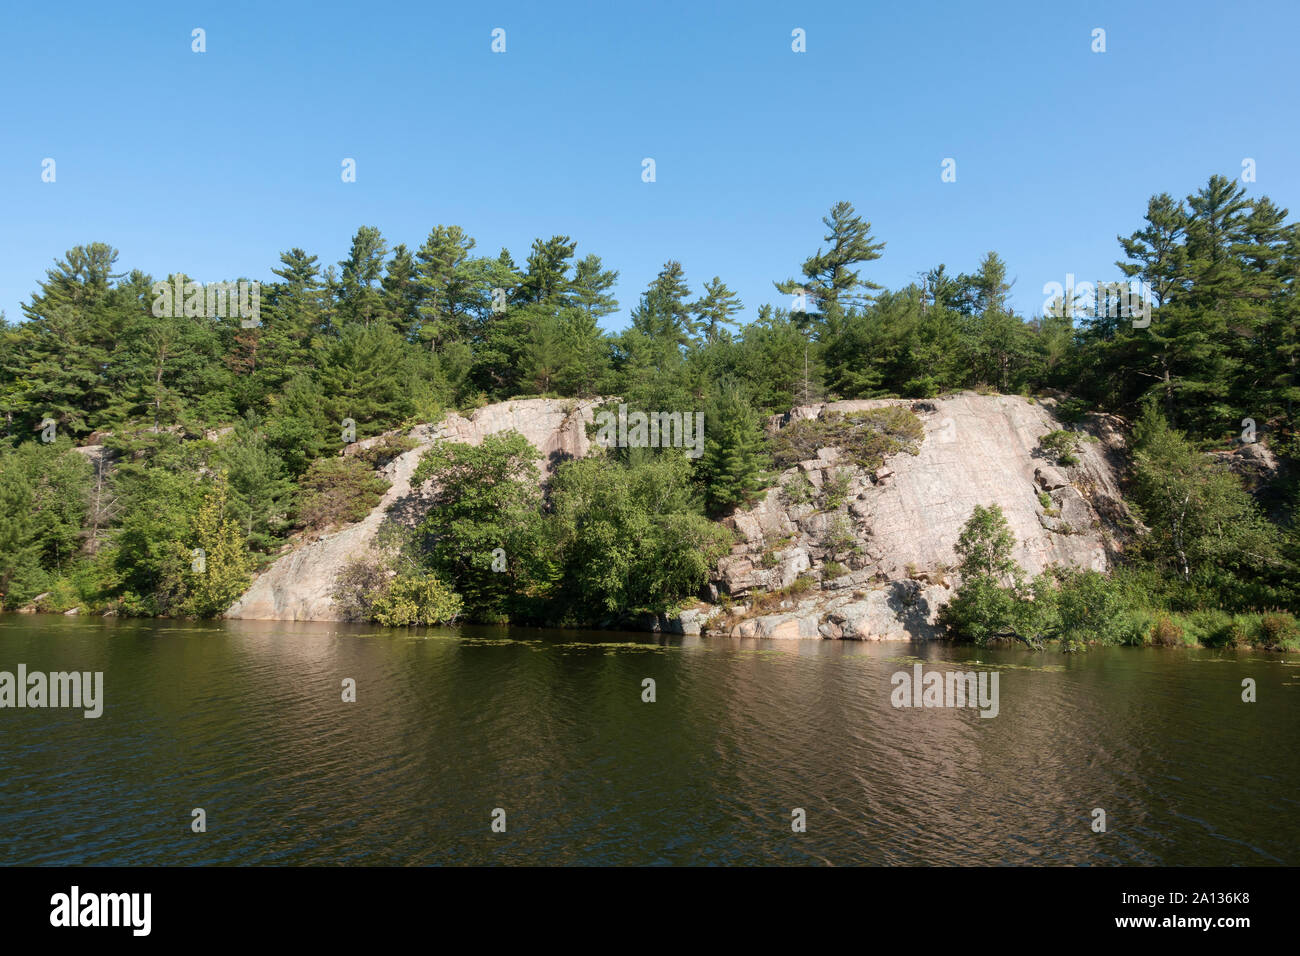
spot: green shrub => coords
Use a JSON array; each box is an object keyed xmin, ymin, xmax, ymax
[
  {"xmin": 1040, "ymin": 429, "xmax": 1081, "ymax": 467},
  {"xmin": 1150, "ymin": 614, "xmax": 1184, "ymax": 646},
  {"xmin": 1184, "ymin": 609, "xmax": 1236, "ymax": 647},
  {"xmin": 1054, "ymin": 398, "xmax": 1091, "ymax": 424},
  {"xmin": 788, "ymin": 574, "xmax": 815, "ymax": 595},
  {"xmin": 296, "ymin": 457, "xmax": 390, "ymax": 532},
  {"xmin": 1229, "ymin": 614, "xmax": 1265, "ymax": 647},
  {"xmin": 1114, "ymin": 608, "xmax": 1157, "ymax": 646},
  {"xmin": 370, "ymin": 572, "xmax": 463, "ymax": 626},
  {"xmin": 823, "ymin": 468, "xmax": 852, "ymax": 509},
  {"xmin": 333, "ymin": 551, "xmax": 394, "ymax": 622},
  {"xmin": 940, "ymin": 575, "xmax": 1025, "ymax": 646},
  {"xmin": 1046, "ymin": 567, "xmax": 1130, "ymax": 650},
  {"xmin": 770, "ymin": 407, "xmax": 923, "ymax": 472},
  {"xmin": 1260, "ymin": 611, "xmax": 1300, "ymax": 650},
  {"xmin": 823, "ymin": 561, "xmax": 848, "ymax": 579},
  {"xmin": 823, "ymin": 515, "xmax": 857, "ymax": 553},
  {"xmin": 353, "ymin": 434, "xmax": 418, "ymax": 469},
  {"xmin": 781, "ymin": 471, "xmax": 815, "ymax": 506}
]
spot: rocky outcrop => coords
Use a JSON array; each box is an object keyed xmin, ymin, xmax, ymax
[
  {"xmin": 225, "ymin": 398, "xmax": 603, "ymax": 621},
  {"xmin": 724, "ymin": 581, "xmax": 952, "ymax": 641},
  {"xmin": 227, "ymin": 390, "xmax": 1132, "ymax": 640},
  {"xmin": 703, "ymin": 392, "xmax": 1129, "ymax": 640}
]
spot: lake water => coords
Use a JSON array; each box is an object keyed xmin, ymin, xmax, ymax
[{"xmin": 1, "ymin": 615, "xmax": 1296, "ymax": 865}]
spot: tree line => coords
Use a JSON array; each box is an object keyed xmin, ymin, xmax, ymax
[{"xmin": 0, "ymin": 174, "xmax": 1295, "ymax": 637}]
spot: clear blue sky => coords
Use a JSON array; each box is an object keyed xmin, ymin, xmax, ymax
[{"xmin": 2, "ymin": 0, "xmax": 1297, "ymax": 328}]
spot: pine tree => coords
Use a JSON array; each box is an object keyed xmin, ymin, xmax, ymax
[
  {"xmin": 775, "ymin": 201, "xmax": 886, "ymax": 329},
  {"xmin": 336, "ymin": 226, "xmax": 388, "ymax": 328},
  {"xmin": 699, "ymin": 385, "xmax": 768, "ymax": 514},
  {"xmin": 568, "ymin": 254, "xmax": 620, "ymax": 321},
  {"xmin": 222, "ymin": 414, "xmax": 295, "ymax": 552},
  {"xmin": 631, "ymin": 261, "xmax": 695, "ymax": 350},
  {"xmin": 519, "ymin": 236, "xmax": 577, "ymax": 304},
  {"xmin": 691, "ymin": 276, "xmax": 744, "ymax": 343}
]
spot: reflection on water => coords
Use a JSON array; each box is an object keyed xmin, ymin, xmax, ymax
[{"xmin": 0, "ymin": 614, "xmax": 1296, "ymax": 865}]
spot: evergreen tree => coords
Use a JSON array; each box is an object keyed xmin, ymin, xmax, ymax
[
  {"xmin": 776, "ymin": 201, "xmax": 886, "ymax": 329},
  {"xmin": 698, "ymin": 385, "xmax": 769, "ymax": 514},
  {"xmin": 691, "ymin": 276, "xmax": 744, "ymax": 343},
  {"xmin": 222, "ymin": 414, "xmax": 295, "ymax": 552},
  {"xmin": 336, "ymin": 226, "xmax": 388, "ymax": 328}
]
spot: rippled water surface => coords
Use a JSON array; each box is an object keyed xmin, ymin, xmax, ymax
[{"xmin": 1, "ymin": 615, "xmax": 1296, "ymax": 865}]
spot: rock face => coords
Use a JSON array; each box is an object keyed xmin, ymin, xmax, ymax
[
  {"xmin": 225, "ymin": 398, "xmax": 603, "ymax": 621},
  {"xmin": 705, "ymin": 392, "xmax": 1129, "ymax": 640},
  {"xmin": 227, "ymin": 390, "xmax": 1132, "ymax": 641},
  {"xmin": 725, "ymin": 581, "xmax": 953, "ymax": 641}
]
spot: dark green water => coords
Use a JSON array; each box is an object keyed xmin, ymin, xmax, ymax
[{"xmin": 1, "ymin": 614, "xmax": 1296, "ymax": 865}]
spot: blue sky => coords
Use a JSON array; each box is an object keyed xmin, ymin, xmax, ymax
[{"xmin": 2, "ymin": 0, "xmax": 1297, "ymax": 328}]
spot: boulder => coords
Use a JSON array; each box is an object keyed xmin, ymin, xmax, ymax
[
  {"xmin": 1034, "ymin": 465, "xmax": 1069, "ymax": 491},
  {"xmin": 772, "ymin": 548, "xmax": 811, "ymax": 590}
]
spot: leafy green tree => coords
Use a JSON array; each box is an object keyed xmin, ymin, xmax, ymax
[
  {"xmin": 0, "ymin": 464, "xmax": 39, "ymax": 607},
  {"xmin": 954, "ymin": 503, "xmax": 1019, "ymax": 581},
  {"xmin": 370, "ymin": 572, "xmax": 463, "ymax": 626},
  {"xmin": 1129, "ymin": 400, "xmax": 1280, "ymax": 604},
  {"xmin": 546, "ymin": 452, "xmax": 731, "ymax": 619},
  {"xmin": 411, "ymin": 431, "xmax": 545, "ymax": 621},
  {"xmin": 1041, "ymin": 567, "xmax": 1129, "ymax": 652},
  {"xmin": 941, "ymin": 504, "xmax": 1035, "ymax": 646},
  {"xmin": 179, "ymin": 475, "xmax": 252, "ymax": 618},
  {"xmin": 106, "ymin": 455, "xmax": 203, "ymax": 616}
]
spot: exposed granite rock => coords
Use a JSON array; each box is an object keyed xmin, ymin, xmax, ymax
[
  {"xmin": 1034, "ymin": 465, "xmax": 1069, "ymax": 491},
  {"xmin": 226, "ymin": 398, "xmax": 604, "ymax": 621},
  {"xmin": 230, "ymin": 390, "xmax": 1131, "ymax": 640},
  {"xmin": 699, "ymin": 391, "xmax": 1129, "ymax": 641},
  {"xmin": 710, "ymin": 580, "xmax": 952, "ymax": 641}
]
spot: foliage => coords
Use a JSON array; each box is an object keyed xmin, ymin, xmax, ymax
[
  {"xmin": 1039, "ymin": 429, "xmax": 1081, "ymax": 466},
  {"xmin": 545, "ymin": 452, "xmax": 732, "ymax": 620},
  {"xmin": 296, "ymin": 457, "xmax": 390, "ymax": 532},
  {"xmin": 1128, "ymin": 400, "xmax": 1282, "ymax": 608},
  {"xmin": 697, "ymin": 385, "xmax": 770, "ymax": 515},
  {"xmin": 411, "ymin": 431, "xmax": 544, "ymax": 621},
  {"xmin": 0, "ymin": 182, "xmax": 1295, "ymax": 624},
  {"xmin": 370, "ymin": 572, "xmax": 463, "ymax": 626},
  {"xmin": 770, "ymin": 406, "xmax": 923, "ymax": 472},
  {"xmin": 822, "ymin": 467, "xmax": 852, "ymax": 509}
]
